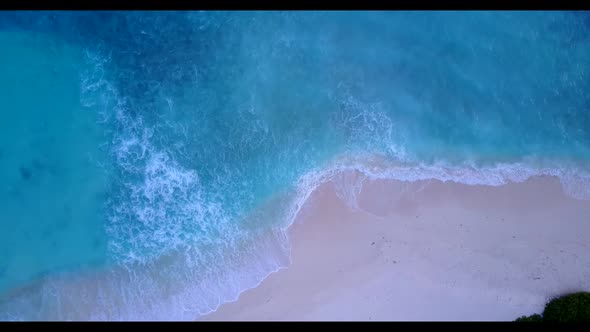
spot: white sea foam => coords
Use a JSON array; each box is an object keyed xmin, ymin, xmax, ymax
[
  {"xmin": 0, "ymin": 49, "xmax": 292, "ymax": 320},
  {"xmin": 291, "ymin": 154, "xmax": 590, "ymax": 216}
]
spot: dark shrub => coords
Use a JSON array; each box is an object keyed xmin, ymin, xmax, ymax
[
  {"xmin": 542, "ymin": 292, "xmax": 590, "ymax": 323},
  {"xmin": 515, "ymin": 314, "xmax": 542, "ymax": 322}
]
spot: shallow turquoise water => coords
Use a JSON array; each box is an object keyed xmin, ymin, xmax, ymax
[
  {"xmin": 0, "ymin": 31, "xmax": 110, "ymax": 293},
  {"xmin": 0, "ymin": 11, "xmax": 589, "ymax": 320}
]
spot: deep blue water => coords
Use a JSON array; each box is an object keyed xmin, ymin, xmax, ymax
[{"xmin": 0, "ymin": 11, "xmax": 589, "ymax": 320}]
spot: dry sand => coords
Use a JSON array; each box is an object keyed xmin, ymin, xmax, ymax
[{"xmin": 203, "ymin": 174, "xmax": 590, "ymax": 321}]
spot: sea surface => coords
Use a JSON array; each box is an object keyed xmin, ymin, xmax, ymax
[{"xmin": 0, "ymin": 11, "xmax": 589, "ymax": 320}]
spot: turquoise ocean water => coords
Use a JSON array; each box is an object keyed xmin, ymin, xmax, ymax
[{"xmin": 0, "ymin": 11, "xmax": 589, "ymax": 320}]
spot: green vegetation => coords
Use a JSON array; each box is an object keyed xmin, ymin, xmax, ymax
[
  {"xmin": 515, "ymin": 292, "xmax": 590, "ymax": 323},
  {"xmin": 515, "ymin": 314, "xmax": 542, "ymax": 322}
]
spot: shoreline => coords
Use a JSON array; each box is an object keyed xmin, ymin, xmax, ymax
[
  {"xmin": 203, "ymin": 174, "xmax": 590, "ymax": 321},
  {"xmin": 2, "ymin": 171, "xmax": 589, "ymax": 320}
]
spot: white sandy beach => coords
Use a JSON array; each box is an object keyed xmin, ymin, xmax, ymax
[{"xmin": 203, "ymin": 174, "xmax": 590, "ymax": 321}]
